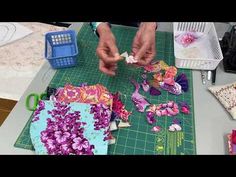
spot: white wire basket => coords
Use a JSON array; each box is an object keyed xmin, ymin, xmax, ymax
[{"xmin": 173, "ymin": 22, "xmax": 223, "ymax": 70}]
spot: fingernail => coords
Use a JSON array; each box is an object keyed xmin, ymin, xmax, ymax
[
  {"xmin": 115, "ymin": 53, "xmax": 120, "ymax": 57},
  {"xmin": 134, "ymin": 56, "xmax": 138, "ymax": 60}
]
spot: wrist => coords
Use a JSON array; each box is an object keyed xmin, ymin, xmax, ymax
[
  {"xmin": 140, "ymin": 22, "xmax": 157, "ymax": 31},
  {"xmin": 97, "ymin": 23, "xmax": 112, "ymax": 37}
]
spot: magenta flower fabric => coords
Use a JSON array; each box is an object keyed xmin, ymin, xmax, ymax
[{"xmin": 30, "ymin": 101, "xmax": 111, "ymax": 155}]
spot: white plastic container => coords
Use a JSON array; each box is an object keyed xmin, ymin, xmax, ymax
[{"xmin": 173, "ymin": 22, "xmax": 223, "ymax": 70}]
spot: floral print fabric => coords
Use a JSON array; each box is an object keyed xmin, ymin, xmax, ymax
[
  {"xmin": 56, "ymin": 84, "xmax": 113, "ymax": 109},
  {"xmin": 30, "ymin": 100, "xmax": 111, "ymax": 155}
]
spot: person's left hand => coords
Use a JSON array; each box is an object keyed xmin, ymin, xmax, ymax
[{"xmin": 131, "ymin": 22, "xmax": 157, "ymax": 66}]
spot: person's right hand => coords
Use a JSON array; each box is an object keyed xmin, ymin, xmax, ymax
[
  {"xmin": 131, "ymin": 22, "xmax": 157, "ymax": 67},
  {"xmin": 96, "ymin": 23, "xmax": 122, "ymax": 76}
]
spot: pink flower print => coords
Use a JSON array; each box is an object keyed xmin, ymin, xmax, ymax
[
  {"xmin": 33, "ymin": 110, "xmax": 40, "ymax": 116},
  {"xmin": 54, "ymin": 131, "xmax": 70, "ymax": 144},
  {"xmin": 82, "ymin": 140, "xmax": 89, "ymax": 149},
  {"xmin": 61, "ymin": 143, "xmax": 72, "ymax": 155},
  {"xmin": 32, "ymin": 117, "xmax": 39, "ymax": 122},
  {"xmin": 40, "ymin": 102, "xmax": 95, "ymax": 155},
  {"xmin": 72, "ymin": 137, "xmax": 83, "ymax": 150},
  {"xmin": 85, "ymin": 147, "xmax": 95, "ymax": 155},
  {"xmin": 90, "ymin": 104, "xmax": 111, "ymax": 130},
  {"xmin": 75, "ymin": 140, "xmax": 94, "ymax": 155},
  {"xmin": 40, "ymin": 131, "xmax": 48, "ymax": 142},
  {"xmin": 46, "ymin": 139, "xmax": 56, "ymax": 151},
  {"xmin": 38, "ymin": 100, "xmax": 45, "ymax": 109},
  {"xmin": 76, "ymin": 151, "xmax": 84, "ymax": 155},
  {"xmin": 32, "ymin": 101, "xmax": 46, "ymax": 122},
  {"xmin": 52, "ymin": 124, "xmax": 59, "ymax": 131},
  {"xmin": 70, "ymin": 133, "xmax": 77, "ymax": 139},
  {"xmin": 62, "ymin": 123, "xmax": 71, "ymax": 131}
]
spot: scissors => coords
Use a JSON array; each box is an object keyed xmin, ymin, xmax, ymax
[{"xmin": 25, "ymin": 92, "xmax": 47, "ymax": 111}]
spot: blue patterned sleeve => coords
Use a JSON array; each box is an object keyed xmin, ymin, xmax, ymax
[
  {"xmin": 90, "ymin": 22, "xmax": 111, "ymax": 37},
  {"xmin": 90, "ymin": 22, "xmax": 103, "ymax": 34}
]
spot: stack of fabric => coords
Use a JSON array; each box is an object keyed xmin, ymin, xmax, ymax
[{"xmin": 30, "ymin": 83, "xmax": 131, "ymax": 155}]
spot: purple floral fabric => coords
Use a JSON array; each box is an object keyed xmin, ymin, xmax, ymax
[{"xmin": 30, "ymin": 101, "xmax": 111, "ymax": 155}]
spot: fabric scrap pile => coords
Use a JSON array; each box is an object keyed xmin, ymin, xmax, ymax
[{"xmin": 130, "ymin": 60, "xmax": 190, "ymax": 133}]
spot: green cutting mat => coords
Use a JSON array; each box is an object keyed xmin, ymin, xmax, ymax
[{"xmin": 14, "ymin": 23, "xmax": 196, "ymax": 155}]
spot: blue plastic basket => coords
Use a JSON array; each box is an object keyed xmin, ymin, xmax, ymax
[{"xmin": 45, "ymin": 30, "xmax": 79, "ymax": 69}]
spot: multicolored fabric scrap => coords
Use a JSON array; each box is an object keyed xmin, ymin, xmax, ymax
[
  {"xmin": 146, "ymin": 101, "xmax": 179, "ymax": 124},
  {"xmin": 144, "ymin": 60, "xmax": 188, "ymax": 95},
  {"xmin": 228, "ymin": 130, "xmax": 236, "ymax": 155},
  {"xmin": 111, "ymin": 92, "xmax": 132, "ymax": 122},
  {"xmin": 56, "ymin": 84, "xmax": 113, "ymax": 109}
]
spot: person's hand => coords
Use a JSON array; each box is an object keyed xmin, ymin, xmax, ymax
[
  {"xmin": 96, "ymin": 23, "xmax": 122, "ymax": 76},
  {"xmin": 131, "ymin": 22, "xmax": 157, "ymax": 66}
]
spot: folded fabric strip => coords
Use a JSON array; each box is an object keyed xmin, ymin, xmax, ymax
[{"xmin": 130, "ymin": 79, "xmax": 150, "ymax": 112}]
